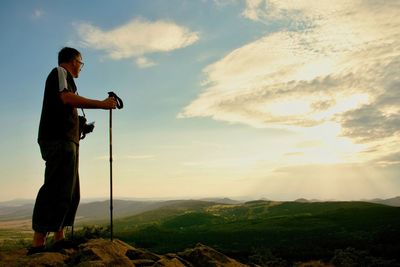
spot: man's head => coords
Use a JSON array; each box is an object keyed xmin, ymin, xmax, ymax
[{"xmin": 58, "ymin": 47, "xmax": 84, "ymax": 78}]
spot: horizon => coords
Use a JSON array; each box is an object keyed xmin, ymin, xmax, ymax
[
  {"xmin": 0, "ymin": 1, "xmax": 399, "ymax": 202},
  {"xmin": 1, "ymin": 194, "xmax": 399, "ymax": 206}
]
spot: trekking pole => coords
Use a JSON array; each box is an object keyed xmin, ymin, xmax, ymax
[
  {"xmin": 109, "ymin": 107, "xmax": 113, "ymax": 241},
  {"xmin": 107, "ymin": 91, "xmax": 123, "ymax": 242}
]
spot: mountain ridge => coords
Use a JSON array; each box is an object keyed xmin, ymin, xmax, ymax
[
  {"xmin": 1, "ymin": 199, "xmax": 399, "ymax": 265},
  {"xmin": 1, "ymin": 196, "xmax": 400, "ymax": 222}
]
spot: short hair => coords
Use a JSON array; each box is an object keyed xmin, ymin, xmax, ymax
[{"xmin": 58, "ymin": 47, "xmax": 81, "ymax": 65}]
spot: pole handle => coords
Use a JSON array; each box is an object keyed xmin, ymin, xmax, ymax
[{"xmin": 108, "ymin": 91, "xmax": 124, "ymax": 109}]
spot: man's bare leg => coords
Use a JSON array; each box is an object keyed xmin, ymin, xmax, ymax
[
  {"xmin": 32, "ymin": 231, "xmax": 47, "ymax": 247},
  {"xmin": 52, "ymin": 228, "xmax": 76, "ymax": 250},
  {"xmin": 54, "ymin": 229, "xmax": 65, "ymax": 242}
]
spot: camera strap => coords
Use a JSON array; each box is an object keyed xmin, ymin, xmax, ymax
[
  {"xmin": 80, "ymin": 108, "xmax": 86, "ymax": 118},
  {"xmin": 75, "ymin": 92, "xmax": 87, "ymax": 118}
]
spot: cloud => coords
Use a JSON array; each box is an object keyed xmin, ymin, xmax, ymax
[
  {"xmin": 242, "ymin": 0, "xmax": 266, "ymax": 21},
  {"xmin": 32, "ymin": 9, "xmax": 44, "ymax": 19},
  {"xmin": 136, "ymin": 57, "xmax": 157, "ymax": 69},
  {"xmin": 241, "ymin": 0, "xmax": 362, "ymax": 25},
  {"xmin": 336, "ymin": 58, "xmax": 400, "ymax": 143},
  {"xmin": 180, "ymin": 0, "xmax": 400, "ymax": 160},
  {"xmin": 76, "ymin": 18, "xmax": 199, "ymax": 67}
]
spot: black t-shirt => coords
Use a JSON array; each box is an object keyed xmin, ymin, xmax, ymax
[{"xmin": 38, "ymin": 67, "xmax": 79, "ymax": 145}]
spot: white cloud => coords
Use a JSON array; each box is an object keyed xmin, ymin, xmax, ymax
[
  {"xmin": 32, "ymin": 9, "xmax": 44, "ymax": 19},
  {"xmin": 76, "ymin": 18, "xmax": 199, "ymax": 66},
  {"xmin": 242, "ymin": 0, "xmax": 357, "ymax": 22},
  {"xmin": 136, "ymin": 57, "xmax": 157, "ymax": 68},
  {"xmin": 242, "ymin": 0, "xmax": 265, "ymax": 21},
  {"xmin": 180, "ymin": 0, "xmax": 400, "ymax": 161}
]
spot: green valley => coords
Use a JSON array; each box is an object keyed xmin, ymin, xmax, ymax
[{"xmin": 105, "ymin": 200, "xmax": 400, "ymax": 265}]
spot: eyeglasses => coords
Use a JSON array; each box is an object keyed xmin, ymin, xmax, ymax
[{"xmin": 75, "ymin": 59, "xmax": 84, "ymax": 69}]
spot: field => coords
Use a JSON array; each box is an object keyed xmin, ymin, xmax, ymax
[
  {"xmin": 110, "ymin": 200, "xmax": 400, "ymax": 265},
  {"xmin": 0, "ymin": 219, "xmax": 32, "ymax": 250},
  {"xmin": 1, "ymin": 199, "xmax": 400, "ymax": 265}
]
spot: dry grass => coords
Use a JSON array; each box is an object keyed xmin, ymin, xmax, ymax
[{"xmin": 0, "ymin": 219, "xmax": 31, "ymax": 230}]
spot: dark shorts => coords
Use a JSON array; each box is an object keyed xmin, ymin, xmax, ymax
[{"xmin": 32, "ymin": 141, "xmax": 80, "ymax": 233}]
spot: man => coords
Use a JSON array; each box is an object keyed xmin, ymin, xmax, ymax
[{"xmin": 29, "ymin": 47, "xmax": 117, "ymax": 255}]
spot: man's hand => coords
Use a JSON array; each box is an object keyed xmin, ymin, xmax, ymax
[{"xmin": 102, "ymin": 97, "xmax": 117, "ymax": 110}]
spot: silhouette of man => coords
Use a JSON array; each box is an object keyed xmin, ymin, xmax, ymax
[{"xmin": 29, "ymin": 47, "xmax": 117, "ymax": 254}]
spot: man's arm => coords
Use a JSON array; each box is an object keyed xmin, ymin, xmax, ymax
[{"xmin": 60, "ymin": 91, "xmax": 117, "ymax": 109}]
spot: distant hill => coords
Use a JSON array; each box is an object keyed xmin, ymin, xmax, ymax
[
  {"xmin": 75, "ymin": 199, "xmax": 225, "ymax": 222},
  {"xmin": 0, "ymin": 199, "xmax": 33, "ymax": 206},
  {"xmin": 294, "ymin": 198, "xmax": 310, "ymax": 202},
  {"xmin": 113, "ymin": 200, "xmax": 400, "ymax": 264},
  {"xmin": 0, "ymin": 198, "xmax": 238, "ymax": 222},
  {"xmin": 1, "ymin": 196, "xmax": 399, "ymax": 222},
  {"xmin": 366, "ymin": 196, "xmax": 400, "ymax": 207},
  {"xmin": 293, "ymin": 196, "xmax": 400, "ymax": 207},
  {"xmin": 114, "ymin": 200, "xmax": 400, "ymax": 232},
  {"xmin": 0, "ymin": 203, "xmax": 33, "ymax": 221},
  {"xmin": 198, "ymin": 197, "xmax": 242, "ymax": 204}
]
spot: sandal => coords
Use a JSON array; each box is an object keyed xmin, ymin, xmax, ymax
[
  {"xmin": 27, "ymin": 245, "xmax": 46, "ymax": 255},
  {"xmin": 51, "ymin": 239, "xmax": 77, "ymax": 251}
]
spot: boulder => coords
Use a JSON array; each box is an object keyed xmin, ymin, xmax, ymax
[
  {"xmin": 125, "ymin": 246, "xmax": 162, "ymax": 261},
  {"xmin": 69, "ymin": 239, "xmax": 134, "ymax": 266},
  {"xmin": 17, "ymin": 251, "xmax": 68, "ymax": 267},
  {"xmin": 178, "ymin": 243, "xmax": 249, "ymax": 267},
  {"xmin": 2, "ymin": 239, "xmax": 251, "ymax": 267},
  {"xmin": 153, "ymin": 256, "xmax": 188, "ymax": 267}
]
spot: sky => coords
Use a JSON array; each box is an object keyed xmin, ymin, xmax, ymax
[{"xmin": 0, "ymin": 0, "xmax": 399, "ymax": 202}]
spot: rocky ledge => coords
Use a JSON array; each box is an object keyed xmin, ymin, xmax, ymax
[{"xmin": 1, "ymin": 238, "xmax": 252, "ymax": 267}]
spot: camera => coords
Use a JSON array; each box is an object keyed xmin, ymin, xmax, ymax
[{"xmin": 79, "ymin": 115, "xmax": 95, "ymax": 140}]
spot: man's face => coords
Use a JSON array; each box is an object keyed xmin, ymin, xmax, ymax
[{"xmin": 71, "ymin": 55, "xmax": 84, "ymax": 78}]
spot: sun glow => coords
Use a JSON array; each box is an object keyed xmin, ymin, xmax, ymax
[
  {"xmin": 294, "ymin": 57, "xmax": 336, "ymax": 81},
  {"xmin": 287, "ymin": 122, "xmax": 368, "ymax": 165},
  {"xmin": 265, "ymin": 99, "xmax": 312, "ymax": 116}
]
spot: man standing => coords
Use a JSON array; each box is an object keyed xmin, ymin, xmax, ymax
[{"xmin": 29, "ymin": 47, "xmax": 117, "ymax": 254}]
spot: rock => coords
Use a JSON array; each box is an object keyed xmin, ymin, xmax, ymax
[
  {"xmin": 74, "ymin": 261, "xmax": 107, "ymax": 267},
  {"xmin": 295, "ymin": 261, "xmax": 333, "ymax": 267},
  {"xmin": 125, "ymin": 246, "xmax": 162, "ymax": 261},
  {"xmin": 162, "ymin": 253, "xmax": 194, "ymax": 266},
  {"xmin": 17, "ymin": 252, "xmax": 68, "ymax": 267},
  {"xmin": 0, "ymin": 248, "xmax": 27, "ymax": 267},
  {"xmin": 2, "ymin": 239, "xmax": 251, "ymax": 267},
  {"xmin": 178, "ymin": 243, "xmax": 249, "ymax": 267},
  {"xmin": 131, "ymin": 259, "xmax": 156, "ymax": 266},
  {"xmin": 153, "ymin": 257, "xmax": 187, "ymax": 267},
  {"xmin": 69, "ymin": 239, "xmax": 134, "ymax": 266}
]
